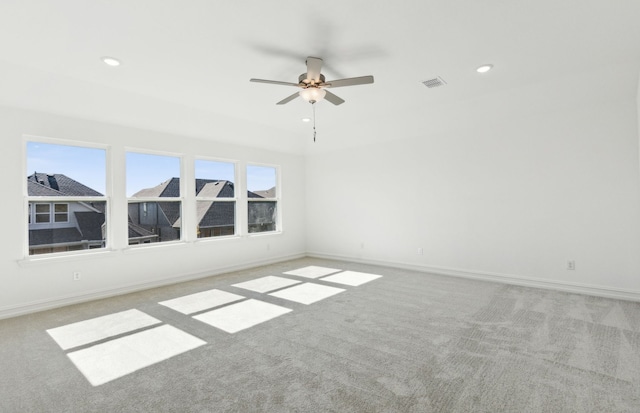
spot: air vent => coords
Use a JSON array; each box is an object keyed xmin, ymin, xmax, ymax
[{"xmin": 422, "ymin": 77, "xmax": 447, "ymax": 88}]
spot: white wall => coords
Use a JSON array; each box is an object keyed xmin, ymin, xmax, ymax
[
  {"xmin": 0, "ymin": 105, "xmax": 306, "ymax": 318},
  {"xmin": 306, "ymin": 67, "xmax": 640, "ymax": 298},
  {"xmin": 3, "ymin": 64, "xmax": 640, "ymax": 318}
]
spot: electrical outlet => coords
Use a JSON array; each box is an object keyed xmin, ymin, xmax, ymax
[
  {"xmin": 567, "ymin": 261, "xmax": 576, "ymax": 271},
  {"xmin": 73, "ymin": 271, "xmax": 81, "ymax": 281},
  {"xmin": 417, "ymin": 247, "xmax": 424, "ymax": 255}
]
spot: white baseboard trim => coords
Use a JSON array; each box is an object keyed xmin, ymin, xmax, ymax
[
  {"xmin": 0, "ymin": 253, "xmax": 306, "ymax": 320},
  {"xmin": 307, "ymin": 251, "xmax": 640, "ymax": 302}
]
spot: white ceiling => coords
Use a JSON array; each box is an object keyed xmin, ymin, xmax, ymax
[{"xmin": 1, "ymin": 0, "xmax": 639, "ymax": 154}]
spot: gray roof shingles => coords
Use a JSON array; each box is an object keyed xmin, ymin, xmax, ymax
[
  {"xmin": 27, "ymin": 173, "xmax": 103, "ymax": 196},
  {"xmin": 29, "ymin": 227, "xmax": 84, "ymax": 246},
  {"xmin": 28, "ymin": 173, "xmax": 275, "ymax": 242},
  {"xmin": 75, "ymin": 212, "xmax": 105, "ymax": 240},
  {"xmin": 133, "ymin": 179, "xmax": 246, "ymax": 228}
]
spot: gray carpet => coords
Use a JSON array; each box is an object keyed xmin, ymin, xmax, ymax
[{"xmin": 1, "ymin": 257, "xmax": 639, "ymax": 412}]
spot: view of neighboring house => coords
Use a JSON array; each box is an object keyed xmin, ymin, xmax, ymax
[
  {"xmin": 27, "ymin": 173, "xmax": 277, "ymax": 252},
  {"xmin": 128, "ymin": 177, "xmax": 276, "ymax": 243},
  {"xmin": 247, "ymin": 186, "xmax": 277, "ymax": 233},
  {"xmin": 27, "ymin": 173, "xmax": 106, "ymax": 255}
]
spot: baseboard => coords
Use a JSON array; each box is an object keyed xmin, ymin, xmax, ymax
[
  {"xmin": 6, "ymin": 250, "xmax": 638, "ymax": 320},
  {"xmin": 307, "ymin": 251, "xmax": 640, "ymax": 302},
  {"xmin": 0, "ymin": 252, "xmax": 306, "ymax": 320}
]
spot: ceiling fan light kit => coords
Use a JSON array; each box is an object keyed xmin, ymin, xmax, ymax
[{"xmin": 299, "ymin": 87, "xmax": 326, "ymax": 103}]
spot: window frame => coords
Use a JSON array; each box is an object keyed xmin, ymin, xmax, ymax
[
  {"xmin": 23, "ymin": 136, "xmax": 110, "ymax": 258},
  {"xmin": 125, "ymin": 148, "xmax": 185, "ymax": 248},
  {"xmin": 194, "ymin": 157, "xmax": 239, "ymax": 240},
  {"xmin": 246, "ymin": 162, "xmax": 281, "ymax": 235},
  {"xmin": 21, "ymin": 136, "xmax": 285, "ymax": 261}
]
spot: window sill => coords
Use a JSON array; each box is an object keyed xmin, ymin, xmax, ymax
[
  {"xmin": 17, "ymin": 231, "xmax": 284, "ymax": 266},
  {"xmin": 17, "ymin": 249, "xmax": 115, "ymax": 267},
  {"xmin": 122, "ymin": 240, "xmax": 189, "ymax": 254},
  {"xmin": 193, "ymin": 234, "xmax": 242, "ymax": 244},
  {"xmin": 246, "ymin": 230, "xmax": 283, "ymax": 238}
]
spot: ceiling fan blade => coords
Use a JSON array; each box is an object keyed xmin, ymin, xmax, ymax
[
  {"xmin": 276, "ymin": 92, "xmax": 300, "ymax": 105},
  {"xmin": 324, "ymin": 90, "xmax": 345, "ymax": 105},
  {"xmin": 324, "ymin": 75, "xmax": 374, "ymax": 88},
  {"xmin": 250, "ymin": 78, "xmax": 300, "ymax": 87},
  {"xmin": 305, "ymin": 57, "xmax": 323, "ymax": 82}
]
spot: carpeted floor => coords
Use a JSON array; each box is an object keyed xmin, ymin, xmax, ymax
[{"xmin": 1, "ymin": 257, "xmax": 639, "ymax": 412}]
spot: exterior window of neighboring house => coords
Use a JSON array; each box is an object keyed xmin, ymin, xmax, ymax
[
  {"xmin": 26, "ymin": 141, "xmax": 107, "ymax": 256},
  {"xmin": 35, "ymin": 203, "xmax": 51, "ymax": 223},
  {"xmin": 31, "ymin": 203, "xmax": 69, "ymax": 223},
  {"xmin": 126, "ymin": 151, "xmax": 182, "ymax": 245},
  {"xmin": 247, "ymin": 164, "xmax": 278, "ymax": 233},
  {"xmin": 195, "ymin": 159, "xmax": 236, "ymax": 238},
  {"xmin": 54, "ymin": 203, "xmax": 69, "ymax": 222}
]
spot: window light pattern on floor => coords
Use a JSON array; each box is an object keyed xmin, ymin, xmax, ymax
[
  {"xmin": 46, "ymin": 309, "xmax": 161, "ymax": 350},
  {"xmin": 269, "ymin": 282, "xmax": 346, "ymax": 305},
  {"xmin": 46, "ymin": 265, "xmax": 382, "ymax": 386},
  {"xmin": 67, "ymin": 325, "xmax": 205, "ymax": 386},
  {"xmin": 320, "ymin": 270, "xmax": 382, "ymax": 286},
  {"xmin": 47, "ymin": 309, "xmax": 206, "ymax": 387},
  {"xmin": 193, "ymin": 299, "xmax": 292, "ymax": 333},
  {"xmin": 283, "ymin": 265, "xmax": 342, "ymax": 279},
  {"xmin": 232, "ymin": 275, "xmax": 301, "ymax": 293},
  {"xmin": 158, "ymin": 289, "xmax": 244, "ymax": 315}
]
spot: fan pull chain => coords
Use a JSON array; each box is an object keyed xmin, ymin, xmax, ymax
[{"xmin": 312, "ymin": 102, "xmax": 317, "ymax": 142}]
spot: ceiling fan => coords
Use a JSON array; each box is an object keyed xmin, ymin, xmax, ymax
[{"xmin": 250, "ymin": 56, "xmax": 374, "ymax": 105}]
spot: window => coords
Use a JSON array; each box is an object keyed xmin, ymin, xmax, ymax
[
  {"xmin": 126, "ymin": 152, "xmax": 182, "ymax": 245},
  {"xmin": 247, "ymin": 164, "xmax": 278, "ymax": 233},
  {"xmin": 54, "ymin": 203, "xmax": 69, "ymax": 222},
  {"xmin": 195, "ymin": 159, "xmax": 236, "ymax": 238},
  {"xmin": 26, "ymin": 141, "xmax": 107, "ymax": 256},
  {"xmin": 35, "ymin": 203, "xmax": 51, "ymax": 223},
  {"xmin": 29, "ymin": 203, "xmax": 69, "ymax": 223}
]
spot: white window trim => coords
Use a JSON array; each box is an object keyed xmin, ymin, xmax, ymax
[
  {"xmin": 125, "ymin": 149, "xmax": 185, "ymax": 249},
  {"xmin": 20, "ymin": 138, "xmax": 285, "ymax": 262},
  {"xmin": 23, "ymin": 136, "xmax": 111, "ymax": 260},
  {"xmin": 246, "ymin": 162, "xmax": 282, "ymax": 236},
  {"xmin": 194, "ymin": 157, "xmax": 239, "ymax": 241}
]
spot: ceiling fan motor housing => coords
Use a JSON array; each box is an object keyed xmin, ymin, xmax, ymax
[{"xmin": 299, "ymin": 73, "xmax": 325, "ymax": 86}]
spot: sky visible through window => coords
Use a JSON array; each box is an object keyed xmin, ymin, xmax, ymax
[
  {"xmin": 126, "ymin": 152, "xmax": 180, "ymax": 197},
  {"xmin": 247, "ymin": 165, "xmax": 276, "ymax": 193},
  {"xmin": 27, "ymin": 142, "xmax": 275, "ymax": 196},
  {"xmin": 195, "ymin": 160, "xmax": 235, "ymax": 183},
  {"xmin": 27, "ymin": 142, "xmax": 106, "ymax": 195}
]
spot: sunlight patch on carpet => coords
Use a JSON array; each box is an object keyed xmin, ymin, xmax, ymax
[
  {"xmin": 193, "ymin": 299, "xmax": 292, "ymax": 333},
  {"xmin": 67, "ymin": 325, "xmax": 206, "ymax": 386},
  {"xmin": 47, "ymin": 309, "xmax": 161, "ymax": 350},
  {"xmin": 283, "ymin": 266, "xmax": 342, "ymax": 279},
  {"xmin": 269, "ymin": 283, "xmax": 345, "ymax": 305},
  {"xmin": 232, "ymin": 276, "xmax": 301, "ymax": 293},
  {"xmin": 321, "ymin": 271, "xmax": 382, "ymax": 286},
  {"xmin": 159, "ymin": 289, "xmax": 245, "ymax": 315}
]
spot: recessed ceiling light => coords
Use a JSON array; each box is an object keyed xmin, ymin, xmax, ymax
[
  {"xmin": 301, "ymin": 117, "xmax": 311, "ymax": 123},
  {"xmin": 476, "ymin": 64, "xmax": 493, "ymax": 73},
  {"xmin": 101, "ymin": 57, "xmax": 121, "ymax": 67}
]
